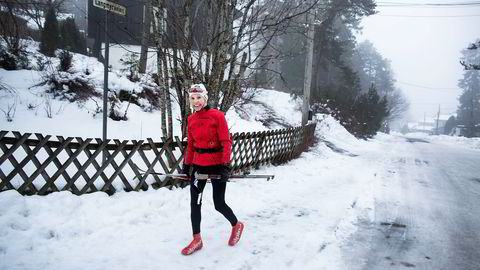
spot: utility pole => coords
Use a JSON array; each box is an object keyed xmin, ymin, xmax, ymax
[
  {"xmin": 139, "ymin": 0, "xmax": 152, "ymax": 74},
  {"xmin": 302, "ymin": 8, "xmax": 315, "ymax": 126},
  {"xmin": 423, "ymin": 112, "xmax": 426, "ymax": 133},
  {"xmin": 435, "ymin": 105, "xmax": 441, "ymax": 135}
]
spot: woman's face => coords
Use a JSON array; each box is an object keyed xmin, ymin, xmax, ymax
[{"xmin": 190, "ymin": 94, "xmax": 206, "ymax": 112}]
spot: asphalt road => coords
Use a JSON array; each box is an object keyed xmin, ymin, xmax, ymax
[{"xmin": 342, "ymin": 136, "xmax": 480, "ymax": 270}]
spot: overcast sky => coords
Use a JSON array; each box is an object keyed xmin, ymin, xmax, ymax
[{"xmin": 358, "ymin": 0, "xmax": 480, "ymax": 123}]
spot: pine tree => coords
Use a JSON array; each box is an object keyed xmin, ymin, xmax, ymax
[
  {"xmin": 119, "ymin": 52, "xmax": 140, "ymax": 82},
  {"xmin": 457, "ymin": 44, "xmax": 480, "ymax": 137},
  {"xmin": 443, "ymin": 116, "xmax": 456, "ymax": 135},
  {"xmin": 457, "ymin": 70, "xmax": 480, "ymax": 137},
  {"xmin": 353, "ymin": 84, "xmax": 389, "ymax": 138},
  {"xmin": 59, "ymin": 18, "xmax": 86, "ymax": 54},
  {"xmin": 39, "ymin": 6, "xmax": 59, "ymax": 57},
  {"xmin": 460, "ymin": 40, "xmax": 480, "ymax": 70}
]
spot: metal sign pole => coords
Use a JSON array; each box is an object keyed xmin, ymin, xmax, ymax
[
  {"xmin": 103, "ymin": 9, "xmax": 109, "ymax": 163},
  {"xmin": 93, "ymin": 0, "xmax": 125, "ymax": 164}
]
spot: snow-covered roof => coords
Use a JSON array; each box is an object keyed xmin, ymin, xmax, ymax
[
  {"xmin": 407, "ymin": 122, "xmax": 435, "ymax": 131},
  {"xmin": 438, "ymin": 114, "xmax": 456, "ymax": 121}
]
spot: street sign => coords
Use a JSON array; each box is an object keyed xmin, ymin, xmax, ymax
[{"xmin": 93, "ymin": 0, "xmax": 126, "ymax": 16}]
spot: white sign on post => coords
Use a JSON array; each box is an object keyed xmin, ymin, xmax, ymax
[{"xmin": 93, "ymin": 0, "xmax": 126, "ymax": 16}]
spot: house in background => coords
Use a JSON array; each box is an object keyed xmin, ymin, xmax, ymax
[
  {"xmin": 406, "ymin": 119, "xmax": 436, "ymax": 134},
  {"xmin": 86, "ymin": 0, "xmax": 240, "ymax": 54},
  {"xmin": 403, "ymin": 113, "xmax": 457, "ymax": 135}
]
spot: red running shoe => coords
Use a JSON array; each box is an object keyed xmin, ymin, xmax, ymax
[
  {"xmin": 181, "ymin": 234, "xmax": 203, "ymax": 255},
  {"xmin": 228, "ymin": 222, "xmax": 244, "ymax": 246}
]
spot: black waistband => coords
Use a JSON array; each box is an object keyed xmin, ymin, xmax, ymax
[{"xmin": 195, "ymin": 147, "xmax": 223, "ymax": 153}]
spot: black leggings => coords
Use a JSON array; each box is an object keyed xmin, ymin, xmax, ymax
[{"xmin": 190, "ymin": 165, "xmax": 238, "ymax": 234}]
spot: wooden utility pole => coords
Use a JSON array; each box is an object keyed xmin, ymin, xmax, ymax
[
  {"xmin": 302, "ymin": 8, "xmax": 315, "ymax": 126},
  {"xmin": 423, "ymin": 112, "xmax": 426, "ymax": 132},
  {"xmin": 139, "ymin": 0, "xmax": 152, "ymax": 74},
  {"xmin": 435, "ymin": 105, "xmax": 441, "ymax": 135}
]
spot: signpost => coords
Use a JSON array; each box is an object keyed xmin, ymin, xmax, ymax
[{"xmin": 92, "ymin": 0, "xmax": 126, "ymax": 163}]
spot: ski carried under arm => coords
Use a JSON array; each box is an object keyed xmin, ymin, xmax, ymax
[
  {"xmin": 178, "ymin": 172, "xmax": 275, "ymax": 181},
  {"xmin": 159, "ymin": 172, "xmax": 274, "ymax": 181},
  {"xmin": 132, "ymin": 164, "xmax": 274, "ymax": 181}
]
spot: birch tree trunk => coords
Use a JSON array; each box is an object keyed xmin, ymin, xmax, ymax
[
  {"xmin": 163, "ymin": 51, "xmax": 173, "ymax": 137},
  {"xmin": 208, "ymin": 0, "xmax": 230, "ymax": 107},
  {"xmin": 152, "ymin": 0, "xmax": 168, "ymax": 138}
]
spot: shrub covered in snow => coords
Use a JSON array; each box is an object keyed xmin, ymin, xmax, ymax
[{"xmin": 0, "ymin": 46, "xmax": 29, "ymax": 70}]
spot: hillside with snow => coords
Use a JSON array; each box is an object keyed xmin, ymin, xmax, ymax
[{"xmin": 0, "ymin": 42, "xmax": 299, "ymax": 139}]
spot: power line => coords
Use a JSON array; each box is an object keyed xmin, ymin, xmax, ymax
[
  {"xmin": 376, "ymin": 1, "xmax": 480, "ymax": 7},
  {"xmin": 376, "ymin": 13, "xmax": 480, "ymax": 17},
  {"xmin": 397, "ymin": 81, "xmax": 459, "ymax": 90},
  {"xmin": 373, "ymin": 1, "xmax": 480, "ymax": 18}
]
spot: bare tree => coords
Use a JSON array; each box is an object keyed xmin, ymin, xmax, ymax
[
  {"xmin": 0, "ymin": 1, "xmax": 27, "ymax": 56},
  {"xmin": 0, "ymin": 79, "xmax": 17, "ymax": 121},
  {"xmin": 385, "ymin": 89, "xmax": 409, "ymax": 123},
  {"xmin": 151, "ymin": 0, "xmax": 319, "ymax": 137},
  {"xmin": 152, "ymin": 0, "xmax": 173, "ymax": 138},
  {"xmin": 2, "ymin": 0, "xmax": 66, "ymax": 31}
]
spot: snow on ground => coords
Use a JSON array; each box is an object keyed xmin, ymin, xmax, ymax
[
  {"xmin": 2, "ymin": 47, "xmax": 480, "ymax": 270},
  {"xmin": 0, "ymin": 115, "xmax": 380, "ymax": 270},
  {"xmin": 0, "ymin": 69, "xmax": 155, "ymax": 140},
  {"xmin": 1, "ymin": 120, "xmax": 478, "ymax": 270}
]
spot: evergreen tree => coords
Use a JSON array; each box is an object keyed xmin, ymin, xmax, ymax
[
  {"xmin": 353, "ymin": 41, "xmax": 395, "ymax": 96},
  {"xmin": 443, "ymin": 116, "xmax": 456, "ymax": 135},
  {"xmin": 460, "ymin": 40, "xmax": 480, "ymax": 70},
  {"xmin": 376, "ymin": 96, "xmax": 389, "ymax": 133},
  {"xmin": 276, "ymin": 0, "xmax": 375, "ymax": 94},
  {"xmin": 279, "ymin": 29, "xmax": 306, "ymax": 93},
  {"xmin": 457, "ymin": 70, "xmax": 480, "ymax": 137},
  {"xmin": 352, "ymin": 84, "xmax": 389, "ymax": 138},
  {"xmin": 457, "ymin": 44, "xmax": 480, "ymax": 137},
  {"xmin": 353, "ymin": 41, "xmax": 408, "ymax": 127},
  {"xmin": 119, "ymin": 52, "xmax": 140, "ymax": 81},
  {"xmin": 59, "ymin": 18, "xmax": 86, "ymax": 54},
  {"xmin": 39, "ymin": 6, "xmax": 59, "ymax": 57}
]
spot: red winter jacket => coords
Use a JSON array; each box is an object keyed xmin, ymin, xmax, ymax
[{"xmin": 184, "ymin": 108, "xmax": 232, "ymax": 166}]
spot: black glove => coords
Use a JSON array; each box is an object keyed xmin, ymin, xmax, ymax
[{"xmin": 182, "ymin": 164, "xmax": 191, "ymax": 177}]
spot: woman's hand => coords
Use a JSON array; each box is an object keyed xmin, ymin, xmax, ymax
[{"xmin": 182, "ymin": 164, "xmax": 192, "ymax": 177}]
